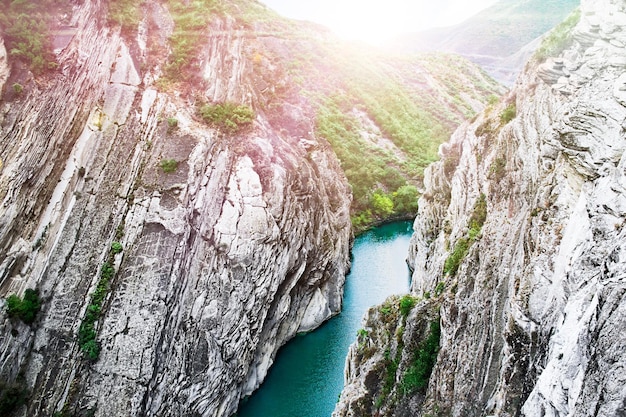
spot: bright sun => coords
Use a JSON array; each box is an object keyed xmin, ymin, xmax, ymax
[{"xmin": 262, "ymin": 0, "xmax": 499, "ymax": 45}]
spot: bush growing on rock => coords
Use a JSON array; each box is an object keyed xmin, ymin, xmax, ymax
[
  {"xmin": 199, "ymin": 102, "xmax": 255, "ymax": 134},
  {"xmin": 500, "ymin": 104, "xmax": 516, "ymax": 124},
  {"xmin": 6, "ymin": 289, "xmax": 41, "ymax": 324},
  {"xmin": 160, "ymin": 159, "xmax": 178, "ymax": 173},
  {"xmin": 400, "ymin": 319, "xmax": 441, "ymax": 395}
]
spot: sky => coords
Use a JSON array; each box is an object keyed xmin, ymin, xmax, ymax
[{"xmin": 260, "ymin": 0, "xmax": 499, "ymax": 44}]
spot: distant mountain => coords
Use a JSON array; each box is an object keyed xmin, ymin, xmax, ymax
[{"xmin": 389, "ymin": 0, "xmax": 580, "ymax": 85}]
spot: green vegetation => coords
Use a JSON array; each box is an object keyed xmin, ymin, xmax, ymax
[
  {"xmin": 534, "ymin": 8, "xmax": 581, "ymax": 62},
  {"xmin": 400, "ymin": 319, "xmax": 441, "ymax": 395},
  {"xmin": 6, "ymin": 289, "xmax": 41, "ymax": 325},
  {"xmin": 12, "ymin": 83, "xmax": 23, "ymax": 94},
  {"xmin": 159, "ymin": 159, "xmax": 178, "ymax": 174},
  {"xmin": 162, "ymin": 0, "xmax": 223, "ymax": 82},
  {"xmin": 399, "ymin": 294, "xmax": 417, "ymax": 318},
  {"xmin": 167, "ymin": 117, "xmax": 179, "ymax": 132},
  {"xmin": 108, "ymin": 0, "xmax": 143, "ymax": 33},
  {"xmin": 111, "ymin": 242, "xmax": 123, "ymax": 254},
  {"xmin": 0, "ymin": 0, "xmax": 71, "ymax": 73},
  {"xmin": 443, "ymin": 237, "xmax": 470, "ymax": 276},
  {"xmin": 0, "ymin": 379, "xmax": 29, "ymax": 415},
  {"xmin": 78, "ymin": 262, "xmax": 115, "ymax": 361},
  {"xmin": 199, "ymin": 102, "xmax": 255, "ymax": 134},
  {"xmin": 434, "ymin": 282, "xmax": 446, "ymax": 297},
  {"xmin": 468, "ymin": 193, "xmax": 487, "ymax": 238},
  {"xmin": 444, "ymin": 194, "xmax": 487, "ymax": 276},
  {"xmin": 316, "ymin": 96, "xmax": 422, "ymax": 229},
  {"xmin": 500, "ymin": 104, "xmax": 516, "ymax": 124},
  {"xmin": 490, "ymin": 157, "xmax": 506, "ymax": 181}
]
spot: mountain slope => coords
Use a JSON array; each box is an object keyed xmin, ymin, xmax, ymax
[
  {"xmin": 0, "ymin": 1, "xmax": 501, "ymax": 416},
  {"xmin": 335, "ymin": 0, "xmax": 626, "ymax": 415},
  {"xmin": 391, "ymin": 0, "xmax": 580, "ymax": 85}
]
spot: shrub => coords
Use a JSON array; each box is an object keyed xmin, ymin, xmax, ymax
[
  {"xmin": 159, "ymin": 159, "xmax": 178, "ymax": 173},
  {"xmin": 392, "ymin": 185, "xmax": 419, "ymax": 215},
  {"xmin": 12, "ymin": 83, "xmax": 23, "ymax": 94},
  {"xmin": 0, "ymin": 0, "xmax": 69, "ymax": 73},
  {"xmin": 490, "ymin": 157, "xmax": 506, "ymax": 181},
  {"xmin": 167, "ymin": 117, "xmax": 179, "ymax": 131},
  {"xmin": 6, "ymin": 289, "xmax": 41, "ymax": 324},
  {"xmin": 111, "ymin": 242, "xmax": 123, "ymax": 254},
  {"xmin": 0, "ymin": 380, "xmax": 29, "ymax": 414},
  {"xmin": 434, "ymin": 282, "xmax": 446, "ymax": 297},
  {"xmin": 371, "ymin": 190, "xmax": 394, "ymax": 217},
  {"xmin": 443, "ymin": 237, "xmax": 470, "ymax": 276},
  {"xmin": 199, "ymin": 102, "xmax": 255, "ymax": 134},
  {"xmin": 400, "ymin": 319, "xmax": 441, "ymax": 395},
  {"xmin": 78, "ymin": 262, "xmax": 114, "ymax": 361},
  {"xmin": 162, "ymin": 0, "xmax": 222, "ymax": 82},
  {"xmin": 500, "ymin": 104, "xmax": 516, "ymax": 124},
  {"xmin": 468, "ymin": 193, "xmax": 487, "ymax": 238},
  {"xmin": 108, "ymin": 0, "xmax": 142, "ymax": 33},
  {"xmin": 399, "ymin": 295, "xmax": 417, "ymax": 318}
]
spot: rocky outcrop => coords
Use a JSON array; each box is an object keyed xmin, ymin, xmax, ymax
[
  {"xmin": 0, "ymin": 1, "xmax": 351, "ymax": 416},
  {"xmin": 336, "ymin": 0, "xmax": 626, "ymax": 415}
]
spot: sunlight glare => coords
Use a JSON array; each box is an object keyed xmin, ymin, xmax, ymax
[{"xmin": 263, "ymin": 0, "xmax": 500, "ymax": 45}]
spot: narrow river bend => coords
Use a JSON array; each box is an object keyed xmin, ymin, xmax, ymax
[{"xmin": 236, "ymin": 221, "xmax": 414, "ymax": 417}]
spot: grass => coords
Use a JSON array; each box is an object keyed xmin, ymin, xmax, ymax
[{"xmin": 6, "ymin": 289, "xmax": 41, "ymax": 325}]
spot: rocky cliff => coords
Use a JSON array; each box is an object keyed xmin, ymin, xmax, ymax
[
  {"xmin": 0, "ymin": 1, "xmax": 355, "ymax": 416},
  {"xmin": 0, "ymin": 0, "xmax": 505, "ymax": 416},
  {"xmin": 335, "ymin": 0, "xmax": 626, "ymax": 415}
]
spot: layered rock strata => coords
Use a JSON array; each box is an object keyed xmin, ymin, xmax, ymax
[
  {"xmin": 0, "ymin": 1, "xmax": 351, "ymax": 416},
  {"xmin": 336, "ymin": 0, "xmax": 626, "ymax": 415}
]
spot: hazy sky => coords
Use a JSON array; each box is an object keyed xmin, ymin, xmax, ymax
[{"xmin": 261, "ymin": 0, "xmax": 499, "ymax": 44}]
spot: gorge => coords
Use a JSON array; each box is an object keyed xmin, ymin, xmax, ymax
[
  {"xmin": 2, "ymin": 0, "xmax": 625, "ymax": 416},
  {"xmin": 0, "ymin": 1, "xmax": 498, "ymax": 416}
]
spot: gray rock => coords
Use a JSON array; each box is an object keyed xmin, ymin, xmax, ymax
[
  {"xmin": 0, "ymin": 2, "xmax": 351, "ymax": 416},
  {"xmin": 336, "ymin": 0, "xmax": 626, "ymax": 415}
]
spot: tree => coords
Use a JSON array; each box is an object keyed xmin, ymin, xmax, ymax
[
  {"xmin": 371, "ymin": 190, "xmax": 394, "ymax": 217},
  {"xmin": 392, "ymin": 185, "xmax": 419, "ymax": 215}
]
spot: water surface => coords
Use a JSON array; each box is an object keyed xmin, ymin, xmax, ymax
[{"xmin": 236, "ymin": 221, "xmax": 414, "ymax": 417}]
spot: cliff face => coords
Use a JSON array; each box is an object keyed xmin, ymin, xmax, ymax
[
  {"xmin": 336, "ymin": 0, "xmax": 626, "ymax": 415},
  {"xmin": 0, "ymin": 1, "xmax": 352, "ymax": 416}
]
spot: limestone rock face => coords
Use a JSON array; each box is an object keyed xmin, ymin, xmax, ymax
[
  {"xmin": 0, "ymin": 2, "xmax": 350, "ymax": 416},
  {"xmin": 0, "ymin": 37, "xmax": 7, "ymax": 95},
  {"xmin": 336, "ymin": 0, "xmax": 626, "ymax": 415}
]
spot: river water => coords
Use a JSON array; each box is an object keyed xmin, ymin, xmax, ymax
[{"xmin": 235, "ymin": 221, "xmax": 414, "ymax": 417}]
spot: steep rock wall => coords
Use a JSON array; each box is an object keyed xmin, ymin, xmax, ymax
[
  {"xmin": 0, "ymin": 1, "xmax": 351, "ymax": 416},
  {"xmin": 336, "ymin": 0, "xmax": 626, "ymax": 415}
]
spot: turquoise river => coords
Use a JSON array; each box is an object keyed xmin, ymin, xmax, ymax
[{"xmin": 236, "ymin": 221, "xmax": 414, "ymax": 417}]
